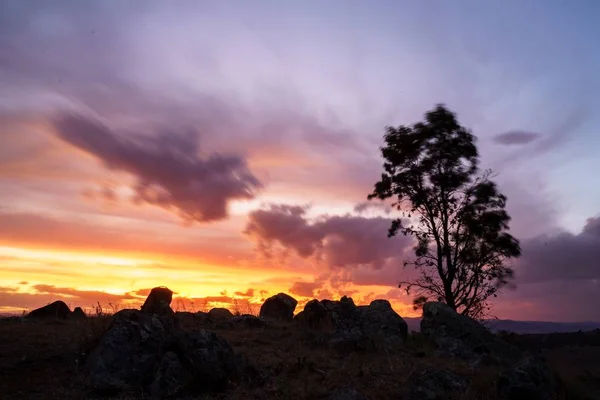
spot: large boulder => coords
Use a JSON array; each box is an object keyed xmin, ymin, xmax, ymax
[
  {"xmin": 208, "ymin": 307, "xmax": 234, "ymax": 322},
  {"xmin": 85, "ymin": 309, "xmax": 174, "ymax": 392},
  {"xmin": 150, "ymin": 351, "xmax": 191, "ymax": 399},
  {"xmin": 27, "ymin": 300, "xmax": 71, "ymax": 319},
  {"xmin": 259, "ymin": 293, "xmax": 298, "ymax": 320},
  {"xmin": 141, "ymin": 287, "xmax": 174, "ymax": 316},
  {"xmin": 497, "ymin": 355, "xmax": 559, "ymax": 400},
  {"xmin": 420, "ymin": 302, "xmax": 520, "ymax": 361},
  {"xmin": 359, "ymin": 300, "xmax": 408, "ymax": 344}
]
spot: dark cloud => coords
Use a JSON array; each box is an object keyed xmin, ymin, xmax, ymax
[
  {"xmin": 353, "ymin": 201, "xmax": 392, "ymax": 215},
  {"xmin": 52, "ymin": 113, "xmax": 262, "ymax": 223},
  {"xmin": 245, "ymin": 204, "xmax": 413, "ymax": 269},
  {"xmin": 516, "ymin": 215, "xmax": 600, "ymax": 284},
  {"xmin": 493, "ymin": 130, "xmax": 540, "ymax": 145}
]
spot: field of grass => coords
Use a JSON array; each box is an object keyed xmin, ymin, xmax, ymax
[{"xmin": 1, "ymin": 315, "xmax": 600, "ymax": 400}]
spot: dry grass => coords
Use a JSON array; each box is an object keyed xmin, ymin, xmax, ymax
[{"xmin": 0, "ymin": 316, "xmax": 598, "ymax": 400}]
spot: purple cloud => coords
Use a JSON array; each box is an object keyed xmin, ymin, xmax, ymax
[
  {"xmin": 493, "ymin": 130, "xmax": 540, "ymax": 145},
  {"xmin": 52, "ymin": 113, "xmax": 262, "ymax": 223}
]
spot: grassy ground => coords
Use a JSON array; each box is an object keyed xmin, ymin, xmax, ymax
[{"xmin": 0, "ymin": 316, "xmax": 599, "ymax": 400}]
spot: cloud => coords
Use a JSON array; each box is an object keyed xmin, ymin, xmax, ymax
[
  {"xmin": 289, "ymin": 281, "xmax": 321, "ymax": 297},
  {"xmin": 52, "ymin": 113, "xmax": 262, "ymax": 223},
  {"xmin": 245, "ymin": 204, "xmax": 413, "ymax": 269},
  {"xmin": 515, "ymin": 215, "xmax": 600, "ymax": 284},
  {"xmin": 234, "ymin": 288, "xmax": 255, "ymax": 298},
  {"xmin": 493, "ymin": 130, "xmax": 540, "ymax": 145}
]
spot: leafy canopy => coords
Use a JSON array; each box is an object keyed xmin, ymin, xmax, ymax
[{"xmin": 368, "ymin": 104, "xmax": 521, "ymax": 319}]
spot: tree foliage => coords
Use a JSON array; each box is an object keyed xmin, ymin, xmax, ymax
[{"xmin": 368, "ymin": 104, "xmax": 521, "ymax": 319}]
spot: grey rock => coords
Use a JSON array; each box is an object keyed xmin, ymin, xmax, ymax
[
  {"xmin": 497, "ymin": 355, "xmax": 558, "ymax": 400},
  {"xmin": 141, "ymin": 287, "xmax": 174, "ymax": 316},
  {"xmin": 27, "ymin": 301, "xmax": 71, "ymax": 319},
  {"xmin": 360, "ymin": 299, "xmax": 408, "ymax": 344},
  {"xmin": 421, "ymin": 302, "xmax": 520, "ymax": 361},
  {"xmin": 85, "ymin": 309, "xmax": 174, "ymax": 392},
  {"xmin": 150, "ymin": 351, "xmax": 191, "ymax": 399},
  {"xmin": 259, "ymin": 293, "xmax": 298, "ymax": 320},
  {"xmin": 173, "ymin": 330, "xmax": 243, "ymax": 392},
  {"xmin": 409, "ymin": 369, "xmax": 469, "ymax": 400}
]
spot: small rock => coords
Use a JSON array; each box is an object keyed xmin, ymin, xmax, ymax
[
  {"xmin": 141, "ymin": 287, "xmax": 174, "ymax": 316},
  {"xmin": 259, "ymin": 293, "xmax": 298, "ymax": 320},
  {"xmin": 208, "ymin": 307, "xmax": 234, "ymax": 322},
  {"xmin": 71, "ymin": 307, "xmax": 87, "ymax": 319},
  {"xmin": 497, "ymin": 355, "xmax": 559, "ymax": 400},
  {"xmin": 27, "ymin": 301, "xmax": 71, "ymax": 319}
]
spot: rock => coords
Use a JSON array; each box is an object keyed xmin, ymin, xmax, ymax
[
  {"xmin": 420, "ymin": 302, "xmax": 520, "ymax": 361},
  {"xmin": 231, "ymin": 314, "xmax": 265, "ymax": 329},
  {"xmin": 300, "ymin": 297, "xmax": 408, "ymax": 349},
  {"xmin": 71, "ymin": 307, "xmax": 87, "ymax": 319},
  {"xmin": 409, "ymin": 369, "xmax": 469, "ymax": 400},
  {"xmin": 27, "ymin": 301, "xmax": 71, "ymax": 319},
  {"xmin": 260, "ymin": 293, "xmax": 298, "ymax": 320},
  {"xmin": 208, "ymin": 307, "xmax": 234, "ymax": 322},
  {"xmin": 359, "ymin": 300, "xmax": 408, "ymax": 344},
  {"xmin": 497, "ymin": 355, "xmax": 559, "ymax": 400},
  {"xmin": 150, "ymin": 351, "xmax": 191, "ymax": 399},
  {"xmin": 174, "ymin": 311, "xmax": 205, "ymax": 329},
  {"xmin": 172, "ymin": 330, "xmax": 243, "ymax": 392},
  {"xmin": 141, "ymin": 287, "xmax": 174, "ymax": 316},
  {"xmin": 85, "ymin": 309, "xmax": 174, "ymax": 392},
  {"xmin": 328, "ymin": 387, "xmax": 370, "ymax": 400}
]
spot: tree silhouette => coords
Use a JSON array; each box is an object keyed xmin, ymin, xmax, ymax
[{"xmin": 368, "ymin": 104, "xmax": 521, "ymax": 319}]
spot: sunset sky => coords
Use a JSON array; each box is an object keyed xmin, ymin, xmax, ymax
[{"xmin": 1, "ymin": 0, "xmax": 600, "ymax": 321}]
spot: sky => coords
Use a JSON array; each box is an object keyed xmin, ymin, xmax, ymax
[{"xmin": 1, "ymin": 0, "xmax": 599, "ymax": 321}]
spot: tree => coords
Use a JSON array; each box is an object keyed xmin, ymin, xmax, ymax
[{"xmin": 368, "ymin": 104, "xmax": 521, "ymax": 319}]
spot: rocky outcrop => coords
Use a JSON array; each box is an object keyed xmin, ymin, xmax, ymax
[
  {"xmin": 298, "ymin": 296, "xmax": 408, "ymax": 350},
  {"xmin": 85, "ymin": 287, "xmax": 244, "ymax": 397},
  {"xmin": 141, "ymin": 287, "xmax": 174, "ymax": 316},
  {"xmin": 420, "ymin": 302, "xmax": 520, "ymax": 361},
  {"xmin": 259, "ymin": 293, "xmax": 298, "ymax": 320},
  {"xmin": 231, "ymin": 314, "xmax": 265, "ymax": 329},
  {"xmin": 27, "ymin": 301, "xmax": 71, "ymax": 319},
  {"xmin": 497, "ymin": 355, "xmax": 559, "ymax": 400}
]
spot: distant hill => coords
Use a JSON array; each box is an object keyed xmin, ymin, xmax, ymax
[{"xmin": 405, "ymin": 317, "xmax": 600, "ymax": 334}]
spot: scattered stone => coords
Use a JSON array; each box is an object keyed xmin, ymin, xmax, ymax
[
  {"xmin": 259, "ymin": 293, "xmax": 298, "ymax": 320},
  {"xmin": 71, "ymin": 307, "xmax": 87, "ymax": 319},
  {"xmin": 497, "ymin": 355, "xmax": 559, "ymax": 400},
  {"xmin": 150, "ymin": 351, "xmax": 191, "ymax": 399},
  {"xmin": 409, "ymin": 369, "xmax": 469, "ymax": 400},
  {"xmin": 27, "ymin": 301, "xmax": 71, "ymax": 319},
  {"xmin": 231, "ymin": 314, "xmax": 265, "ymax": 329},
  {"xmin": 141, "ymin": 287, "xmax": 174, "ymax": 316},
  {"xmin": 208, "ymin": 307, "xmax": 234, "ymax": 322},
  {"xmin": 420, "ymin": 302, "xmax": 520, "ymax": 361},
  {"xmin": 85, "ymin": 309, "xmax": 174, "ymax": 392}
]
